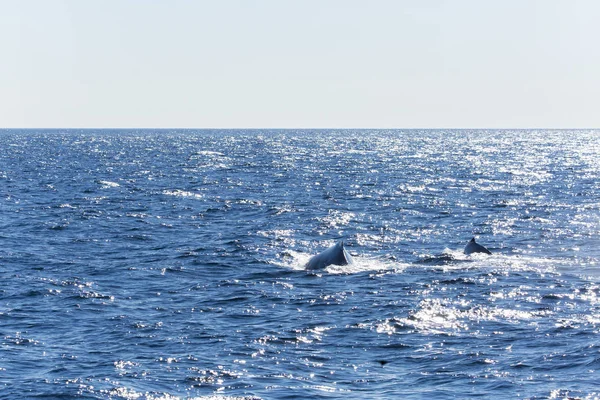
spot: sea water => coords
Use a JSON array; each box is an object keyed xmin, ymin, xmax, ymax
[{"xmin": 0, "ymin": 129, "xmax": 599, "ymax": 399}]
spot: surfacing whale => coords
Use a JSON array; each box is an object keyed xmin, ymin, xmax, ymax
[
  {"xmin": 305, "ymin": 241, "xmax": 354, "ymax": 270},
  {"xmin": 464, "ymin": 237, "xmax": 492, "ymax": 255}
]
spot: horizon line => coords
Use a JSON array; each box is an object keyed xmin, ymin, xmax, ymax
[{"xmin": 2, "ymin": 127, "xmax": 599, "ymax": 131}]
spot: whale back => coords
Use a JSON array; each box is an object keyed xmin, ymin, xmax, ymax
[
  {"xmin": 464, "ymin": 238, "xmax": 492, "ymax": 255},
  {"xmin": 305, "ymin": 241, "xmax": 354, "ymax": 270}
]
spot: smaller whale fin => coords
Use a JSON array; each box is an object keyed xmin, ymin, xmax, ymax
[{"xmin": 464, "ymin": 237, "xmax": 492, "ymax": 255}]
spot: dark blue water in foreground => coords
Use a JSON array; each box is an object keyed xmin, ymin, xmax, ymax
[{"xmin": 1, "ymin": 129, "xmax": 599, "ymax": 399}]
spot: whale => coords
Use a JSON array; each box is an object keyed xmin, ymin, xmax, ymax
[
  {"xmin": 464, "ymin": 237, "xmax": 492, "ymax": 255},
  {"xmin": 305, "ymin": 241, "xmax": 354, "ymax": 270}
]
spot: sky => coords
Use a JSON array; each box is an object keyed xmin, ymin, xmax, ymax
[{"xmin": 1, "ymin": 0, "xmax": 599, "ymax": 129}]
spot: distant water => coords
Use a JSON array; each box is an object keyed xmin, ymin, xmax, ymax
[{"xmin": 1, "ymin": 129, "xmax": 599, "ymax": 399}]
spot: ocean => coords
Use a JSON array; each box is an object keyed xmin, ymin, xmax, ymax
[{"xmin": 0, "ymin": 129, "xmax": 599, "ymax": 399}]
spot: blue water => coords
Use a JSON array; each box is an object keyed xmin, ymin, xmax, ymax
[{"xmin": 1, "ymin": 129, "xmax": 599, "ymax": 399}]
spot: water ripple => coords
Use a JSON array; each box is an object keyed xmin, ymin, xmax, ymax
[{"xmin": 1, "ymin": 129, "xmax": 599, "ymax": 399}]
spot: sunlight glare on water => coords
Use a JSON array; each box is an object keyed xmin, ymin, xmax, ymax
[{"xmin": 0, "ymin": 129, "xmax": 599, "ymax": 399}]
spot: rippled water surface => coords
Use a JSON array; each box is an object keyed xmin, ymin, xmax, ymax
[{"xmin": 1, "ymin": 129, "xmax": 599, "ymax": 399}]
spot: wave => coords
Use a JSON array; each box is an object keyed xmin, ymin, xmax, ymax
[
  {"xmin": 273, "ymin": 244, "xmax": 569, "ymax": 276},
  {"xmin": 413, "ymin": 248, "xmax": 569, "ymax": 275},
  {"xmin": 163, "ymin": 189, "xmax": 204, "ymax": 199},
  {"xmin": 97, "ymin": 180, "xmax": 120, "ymax": 188},
  {"xmin": 272, "ymin": 249, "xmax": 409, "ymax": 275},
  {"xmin": 95, "ymin": 385, "xmax": 262, "ymax": 400}
]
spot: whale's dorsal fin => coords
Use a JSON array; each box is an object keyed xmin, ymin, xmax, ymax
[
  {"xmin": 305, "ymin": 240, "xmax": 353, "ymax": 270},
  {"xmin": 464, "ymin": 237, "xmax": 492, "ymax": 255}
]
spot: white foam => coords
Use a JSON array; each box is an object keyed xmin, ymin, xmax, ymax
[
  {"xmin": 163, "ymin": 189, "xmax": 203, "ymax": 199},
  {"xmin": 99, "ymin": 387, "xmax": 258, "ymax": 400},
  {"xmin": 98, "ymin": 180, "xmax": 120, "ymax": 188},
  {"xmin": 417, "ymin": 248, "xmax": 564, "ymax": 275},
  {"xmin": 326, "ymin": 256, "xmax": 409, "ymax": 275},
  {"xmin": 274, "ymin": 250, "xmax": 408, "ymax": 275}
]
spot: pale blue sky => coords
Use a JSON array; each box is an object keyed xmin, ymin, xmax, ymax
[{"xmin": 1, "ymin": 0, "xmax": 599, "ymax": 128}]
